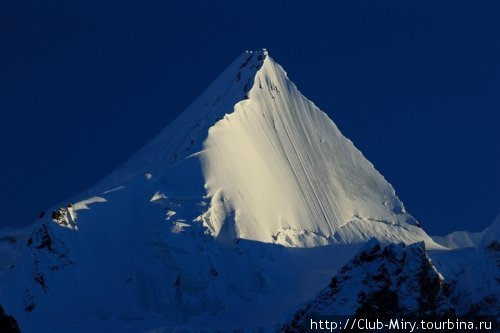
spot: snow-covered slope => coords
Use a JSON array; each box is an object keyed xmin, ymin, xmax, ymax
[
  {"xmin": 479, "ymin": 214, "xmax": 500, "ymax": 248},
  {"xmin": 429, "ymin": 216, "xmax": 500, "ymax": 314},
  {"xmin": 432, "ymin": 230, "xmax": 485, "ymax": 250},
  {"xmin": 431, "ymin": 217, "xmax": 499, "ymax": 250},
  {"xmin": 1, "ymin": 49, "xmax": 447, "ymax": 332}
]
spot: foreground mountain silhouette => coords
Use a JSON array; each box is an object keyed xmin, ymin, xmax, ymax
[{"xmin": 0, "ymin": 50, "xmax": 497, "ymax": 332}]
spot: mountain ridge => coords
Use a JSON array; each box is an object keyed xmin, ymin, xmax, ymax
[{"xmin": 0, "ymin": 50, "xmax": 495, "ymax": 332}]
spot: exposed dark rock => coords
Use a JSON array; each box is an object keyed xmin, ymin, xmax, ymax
[
  {"xmin": 328, "ymin": 277, "xmax": 338, "ymax": 291},
  {"xmin": 22, "ymin": 290, "xmax": 35, "ymax": 314},
  {"xmin": 209, "ymin": 268, "xmax": 219, "ymax": 277},
  {"xmin": 24, "ymin": 303, "xmax": 34, "ymax": 313},
  {"xmin": 51, "ymin": 207, "xmax": 68, "ymax": 226},
  {"xmin": 357, "ymin": 243, "xmax": 381, "ymax": 263},
  {"xmin": 280, "ymin": 241, "xmax": 456, "ymax": 332},
  {"xmin": 238, "ymin": 55, "xmax": 253, "ymax": 69},
  {"xmin": 486, "ymin": 240, "xmax": 500, "ymax": 265},
  {"xmin": 462, "ymin": 241, "xmax": 500, "ymax": 315},
  {"xmin": 51, "ymin": 210, "xmax": 62, "ymax": 221},
  {"xmin": 0, "ymin": 306, "xmax": 21, "ymax": 333},
  {"xmin": 32, "ymin": 225, "xmax": 53, "ymax": 252},
  {"xmin": 355, "ymin": 288, "xmax": 399, "ymax": 319},
  {"xmin": 33, "ymin": 272, "xmax": 47, "ymax": 291},
  {"xmin": 173, "ymin": 275, "xmax": 181, "ymax": 287}
]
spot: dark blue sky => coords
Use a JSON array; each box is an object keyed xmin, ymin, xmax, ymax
[{"xmin": 1, "ymin": 1, "xmax": 498, "ymax": 235}]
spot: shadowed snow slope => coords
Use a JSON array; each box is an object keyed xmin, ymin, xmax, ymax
[
  {"xmin": 429, "ymin": 216, "xmax": 500, "ymax": 314},
  {"xmin": 1, "ymin": 50, "xmax": 444, "ymax": 332}
]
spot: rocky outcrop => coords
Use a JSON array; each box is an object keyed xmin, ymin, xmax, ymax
[
  {"xmin": 281, "ymin": 240, "xmax": 455, "ymax": 332},
  {"xmin": 0, "ymin": 306, "xmax": 21, "ymax": 333},
  {"xmin": 465, "ymin": 240, "xmax": 500, "ymax": 316}
]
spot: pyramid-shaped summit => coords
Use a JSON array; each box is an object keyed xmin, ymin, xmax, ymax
[
  {"xmin": 107, "ymin": 48, "xmax": 437, "ymax": 247},
  {"xmin": 1, "ymin": 50, "xmax": 441, "ymax": 332}
]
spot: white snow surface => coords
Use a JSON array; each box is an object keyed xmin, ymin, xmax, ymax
[
  {"xmin": 0, "ymin": 49, "xmax": 449, "ymax": 332},
  {"xmin": 432, "ymin": 214, "xmax": 500, "ymax": 250},
  {"xmin": 201, "ymin": 54, "xmax": 426, "ymax": 245},
  {"xmin": 432, "ymin": 230, "xmax": 486, "ymax": 249},
  {"xmin": 429, "ymin": 216, "xmax": 500, "ymax": 311}
]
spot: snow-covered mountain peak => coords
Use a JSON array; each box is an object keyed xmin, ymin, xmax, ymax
[
  {"xmin": 31, "ymin": 49, "xmax": 439, "ymax": 249},
  {"xmin": 198, "ymin": 51, "xmax": 437, "ymax": 247},
  {"xmin": 0, "ymin": 50, "xmax": 453, "ymax": 332}
]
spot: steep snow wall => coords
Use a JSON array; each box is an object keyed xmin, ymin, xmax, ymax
[{"xmin": 201, "ymin": 52, "xmax": 435, "ymax": 246}]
